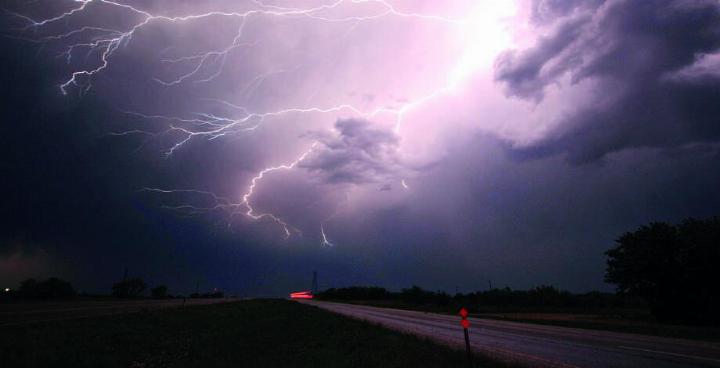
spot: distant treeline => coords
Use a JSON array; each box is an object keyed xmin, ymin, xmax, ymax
[
  {"xmin": 319, "ymin": 217, "xmax": 720, "ymax": 326},
  {"xmin": 315, "ymin": 285, "xmax": 645, "ymax": 312},
  {"xmin": 2, "ymin": 276, "xmax": 223, "ymax": 300},
  {"xmin": 11, "ymin": 277, "xmax": 77, "ymax": 299}
]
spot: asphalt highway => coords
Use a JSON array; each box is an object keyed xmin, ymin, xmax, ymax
[{"xmin": 303, "ymin": 301, "xmax": 720, "ymax": 368}]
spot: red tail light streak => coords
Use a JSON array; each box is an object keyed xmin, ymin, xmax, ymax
[{"xmin": 289, "ymin": 291, "xmax": 313, "ymax": 299}]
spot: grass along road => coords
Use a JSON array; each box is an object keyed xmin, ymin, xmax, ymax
[
  {"xmin": 0, "ymin": 298, "xmax": 232, "ymax": 326},
  {"xmin": 0, "ymin": 299, "xmax": 512, "ymax": 368}
]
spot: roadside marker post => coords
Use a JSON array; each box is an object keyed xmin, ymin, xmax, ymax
[{"xmin": 460, "ymin": 307, "xmax": 473, "ymax": 368}]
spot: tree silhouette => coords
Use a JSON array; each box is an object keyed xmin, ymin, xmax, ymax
[
  {"xmin": 151, "ymin": 285, "xmax": 168, "ymax": 298},
  {"xmin": 605, "ymin": 217, "xmax": 720, "ymax": 324},
  {"xmin": 112, "ymin": 277, "xmax": 147, "ymax": 298},
  {"xmin": 19, "ymin": 277, "xmax": 75, "ymax": 299}
]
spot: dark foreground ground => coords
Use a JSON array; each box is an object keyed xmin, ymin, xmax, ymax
[
  {"xmin": 0, "ymin": 298, "xmax": 231, "ymax": 326},
  {"xmin": 0, "ymin": 299, "xmax": 510, "ymax": 368}
]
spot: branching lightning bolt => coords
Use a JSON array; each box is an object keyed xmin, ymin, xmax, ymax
[
  {"xmin": 240, "ymin": 142, "xmax": 318, "ymax": 238},
  {"xmin": 13, "ymin": 0, "xmax": 462, "ymax": 95},
  {"xmin": 10, "ymin": 0, "xmax": 490, "ymax": 244},
  {"xmin": 320, "ymin": 225, "xmax": 334, "ymax": 247}
]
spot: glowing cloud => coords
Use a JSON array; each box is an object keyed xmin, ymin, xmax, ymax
[{"xmin": 8, "ymin": 0, "xmax": 520, "ymax": 243}]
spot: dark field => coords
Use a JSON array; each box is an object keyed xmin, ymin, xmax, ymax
[{"xmin": 0, "ymin": 299, "xmax": 510, "ymax": 368}]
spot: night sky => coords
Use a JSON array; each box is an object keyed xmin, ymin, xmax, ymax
[{"xmin": 2, "ymin": 0, "xmax": 719, "ymax": 296}]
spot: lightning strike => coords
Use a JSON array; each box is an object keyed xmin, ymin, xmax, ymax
[
  {"xmin": 320, "ymin": 225, "xmax": 334, "ymax": 247},
  {"xmin": 13, "ymin": 0, "xmax": 462, "ymax": 96},
  {"xmin": 139, "ymin": 187, "xmax": 240, "ymax": 214},
  {"xmin": 239, "ymin": 142, "xmax": 318, "ymax": 238},
  {"xmin": 10, "ymin": 0, "xmax": 516, "ymax": 241}
]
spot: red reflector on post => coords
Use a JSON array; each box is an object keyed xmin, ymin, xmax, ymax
[
  {"xmin": 459, "ymin": 307, "xmax": 468, "ymax": 318},
  {"xmin": 459, "ymin": 306, "xmax": 473, "ymax": 366}
]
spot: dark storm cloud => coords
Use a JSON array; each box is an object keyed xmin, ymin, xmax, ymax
[
  {"xmin": 494, "ymin": 14, "xmax": 590, "ymax": 100},
  {"xmin": 3, "ymin": 0, "xmax": 720, "ymax": 297},
  {"xmin": 529, "ymin": 0, "xmax": 605, "ymax": 25},
  {"xmin": 324, "ymin": 132, "xmax": 720, "ymax": 292},
  {"xmin": 0, "ymin": 14, "xmax": 249, "ymax": 293},
  {"xmin": 496, "ymin": 0, "xmax": 720, "ymax": 163},
  {"xmin": 300, "ymin": 119, "xmax": 403, "ymax": 184}
]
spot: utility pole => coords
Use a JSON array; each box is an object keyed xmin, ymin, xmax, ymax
[{"xmin": 488, "ymin": 279, "xmax": 493, "ymax": 290}]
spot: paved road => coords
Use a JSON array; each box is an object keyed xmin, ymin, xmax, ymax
[
  {"xmin": 303, "ymin": 301, "xmax": 720, "ymax": 368},
  {"xmin": 0, "ymin": 298, "xmax": 234, "ymax": 326}
]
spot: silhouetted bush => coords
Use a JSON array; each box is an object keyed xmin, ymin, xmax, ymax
[
  {"xmin": 400, "ymin": 286, "xmax": 439, "ymax": 305},
  {"xmin": 207, "ymin": 291, "xmax": 224, "ymax": 298},
  {"xmin": 112, "ymin": 277, "xmax": 147, "ymax": 298},
  {"xmin": 606, "ymin": 217, "xmax": 720, "ymax": 325},
  {"xmin": 189, "ymin": 290, "xmax": 224, "ymax": 298},
  {"xmin": 151, "ymin": 285, "xmax": 168, "ymax": 298},
  {"xmin": 18, "ymin": 277, "xmax": 75, "ymax": 299},
  {"xmin": 317, "ymin": 286, "xmax": 393, "ymax": 301}
]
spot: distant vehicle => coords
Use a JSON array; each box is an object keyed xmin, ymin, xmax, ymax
[{"xmin": 289, "ymin": 290, "xmax": 313, "ymax": 299}]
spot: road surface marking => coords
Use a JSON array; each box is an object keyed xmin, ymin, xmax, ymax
[{"xmin": 618, "ymin": 346, "xmax": 720, "ymax": 363}]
